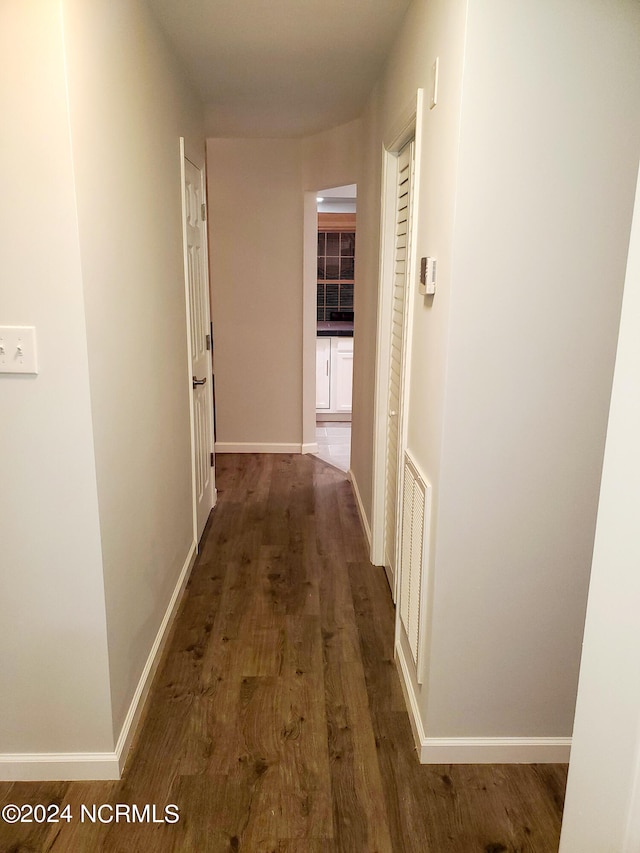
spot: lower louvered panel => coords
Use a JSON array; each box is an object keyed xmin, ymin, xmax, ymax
[{"xmin": 399, "ymin": 452, "xmax": 432, "ymax": 682}]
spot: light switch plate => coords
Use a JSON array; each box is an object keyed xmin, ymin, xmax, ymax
[{"xmin": 0, "ymin": 326, "xmax": 38, "ymax": 374}]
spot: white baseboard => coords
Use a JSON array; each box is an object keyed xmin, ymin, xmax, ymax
[
  {"xmin": 0, "ymin": 752, "xmax": 120, "ymax": 782},
  {"xmin": 115, "ymin": 540, "xmax": 198, "ymax": 773},
  {"xmin": 302, "ymin": 442, "xmax": 319, "ymax": 454},
  {"xmin": 396, "ymin": 635, "xmax": 428, "ymax": 752},
  {"xmin": 348, "ymin": 468, "xmax": 372, "ymax": 551},
  {"xmin": 420, "ymin": 736, "xmax": 571, "ymax": 764},
  {"xmin": 215, "ymin": 442, "xmax": 302, "ymax": 453},
  {"xmin": 396, "ymin": 638, "xmax": 571, "ymax": 764},
  {"xmin": 383, "ymin": 564, "xmax": 395, "ymax": 598},
  {"xmin": 0, "ymin": 542, "xmax": 198, "ymax": 782},
  {"xmin": 316, "ymin": 413, "xmax": 351, "ymax": 422}
]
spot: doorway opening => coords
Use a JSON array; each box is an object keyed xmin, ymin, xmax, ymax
[{"xmin": 313, "ymin": 185, "xmax": 356, "ymax": 472}]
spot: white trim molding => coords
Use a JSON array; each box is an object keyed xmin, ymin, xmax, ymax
[
  {"xmin": 396, "ymin": 637, "xmax": 571, "ymax": 765},
  {"xmin": 0, "ymin": 752, "xmax": 120, "ymax": 782},
  {"xmin": 0, "ymin": 541, "xmax": 198, "ymax": 782},
  {"xmin": 301, "ymin": 442, "xmax": 319, "ymax": 454},
  {"xmin": 115, "ymin": 541, "xmax": 198, "ymax": 774},
  {"xmin": 396, "ymin": 631, "xmax": 428, "ymax": 750},
  {"xmin": 419, "ymin": 737, "xmax": 571, "ymax": 765},
  {"xmin": 215, "ymin": 442, "xmax": 303, "ymax": 454},
  {"xmin": 348, "ymin": 469, "xmax": 372, "ymax": 552}
]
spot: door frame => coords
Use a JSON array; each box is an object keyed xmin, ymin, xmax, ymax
[
  {"xmin": 302, "ymin": 183, "xmax": 358, "ymax": 454},
  {"xmin": 302, "ymin": 191, "xmax": 319, "ymax": 454},
  {"xmin": 371, "ymin": 90, "xmax": 424, "ymax": 599},
  {"xmin": 179, "ymin": 137, "xmax": 216, "ymax": 547}
]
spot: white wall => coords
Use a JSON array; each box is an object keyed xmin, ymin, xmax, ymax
[
  {"xmin": 353, "ymin": 0, "xmax": 468, "ymax": 548},
  {"xmin": 0, "ymin": 0, "xmax": 206, "ymax": 773},
  {"xmin": 422, "ymin": 0, "xmax": 640, "ymax": 740},
  {"xmin": 558, "ymin": 164, "xmax": 640, "ymax": 852},
  {"xmin": 351, "ymin": 0, "xmax": 640, "ymax": 752},
  {"xmin": 301, "ymin": 119, "xmax": 362, "ymax": 191},
  {"xmin": 206, "ymin": 123, "xmax": 361, "ymax": 452},
  {"xmin": 206, "ymin": 138, "xmax": 304, "ymax": 449},
  {"xmin": 62, "ymin": 0, "xmax": 205, "ymax": 740},
  {"xmin": 0, "ymin": 0, "xmax": 113, "ymax": 755}
]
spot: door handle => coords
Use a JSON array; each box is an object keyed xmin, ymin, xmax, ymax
[
  {"xmin": 390, "ymin": 410, "xmax": 397, "ymax": 417},
  {"xmin": 192, "ymin": 376, "xmax": 207, "ymax": 388}
]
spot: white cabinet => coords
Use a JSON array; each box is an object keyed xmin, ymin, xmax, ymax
[
  {"xmin": 333, "ymin": 340, "xmax": 353, "ymax": 412},
  {"xmin": 316, "ymin": 337, "xmax": 331, "ymax": 409},
  {"xmin": 316, "ymin": 336, "xmax": 353, "ymax": 414}
]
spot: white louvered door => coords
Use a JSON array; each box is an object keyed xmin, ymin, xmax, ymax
[
  {"xmin": 384, "ymin": 141, "xmax": 415, "ymax": 593},
  {"xmin": 183, "ymin": 155, "xmax": 215, "ymax": 541}
]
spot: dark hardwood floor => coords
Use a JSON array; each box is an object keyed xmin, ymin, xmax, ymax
[{"xmin": 0, "ymin": 454, "xmax": 567, "ymax": 852}]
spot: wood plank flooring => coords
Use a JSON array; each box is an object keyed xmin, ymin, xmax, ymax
[{"xmin": 0, "ymin": 454, "xmax": 567, "ymax": 852}]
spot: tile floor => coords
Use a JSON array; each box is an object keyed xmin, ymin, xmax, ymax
[{"xmin": 315, "ymin": 421, "xmax": 351, "ymax": 472}]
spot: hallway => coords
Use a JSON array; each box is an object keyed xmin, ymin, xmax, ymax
[
  {"xmin": 314, "ymin": 422, "xmax": 351, "ymax": 472},
  {"xmin": 0, "ymin": 454, "xmax": 566, "ymax": 852}
]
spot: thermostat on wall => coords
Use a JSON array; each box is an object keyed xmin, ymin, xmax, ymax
[{"xmin": 419, "ymin": 257, "xmax": 437, "ymax": 296}]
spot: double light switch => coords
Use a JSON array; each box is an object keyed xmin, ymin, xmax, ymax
[{"xmin": 0, "ymin": 326, "xmax": 38, "ymax": 374}]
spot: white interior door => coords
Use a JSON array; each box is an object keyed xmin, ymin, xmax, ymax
[
  {"xmin": 384, "ymin": 140, "xmax": 415, "ymax": 593},
  {"xmin": 182, "ymin": 150, "xmax": 215, "ymax": 542}
]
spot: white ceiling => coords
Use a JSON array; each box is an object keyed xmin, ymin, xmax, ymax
[
  {"xmin": 145, "ymin": 0, "xmax": 412, "ymax": 137},
  {"xmin": 318, "ymin": 184, "xmax": 357, "ymax": 212},
  {"xmin": 318, "ymin": 184, "xmax": 357, "ymax": 198}
]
